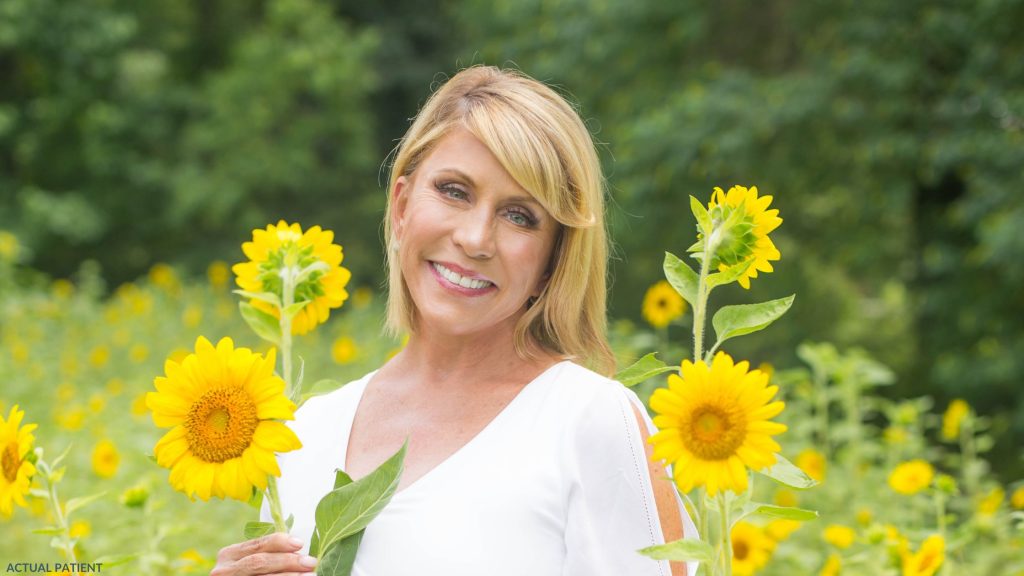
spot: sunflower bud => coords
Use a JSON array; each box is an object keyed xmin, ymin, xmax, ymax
[
  {"xmin": 120, "ymin": 484, "xmax": 150, "ymax": 509},
  {"xmin": 689, "ymin": 186, "xmax": 783, "ymax": 290},
  {"xmin": 233, "ymin": 221, "xmax": 352, "ymax": 335}
]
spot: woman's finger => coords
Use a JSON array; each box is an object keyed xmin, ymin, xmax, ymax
[
  {"xmin": 216, "ymin": 533, "xmax": 304, "ymax": 563},
  {"xmin": 233, "ymin": 551, "xmax": 318, "ymax": 575}
]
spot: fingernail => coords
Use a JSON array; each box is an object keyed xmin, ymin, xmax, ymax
[
  {"xmin": 288, "ymin": 536, "xmax": 303, "ymax": 547},
  {"xmin": 300, "ymin": 555, "xmax": 318, "ymax": 568}
]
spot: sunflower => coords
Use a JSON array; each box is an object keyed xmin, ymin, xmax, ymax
[
  {"xmin": 642, "ymin": 280, "xmax": 686, "ymax": 329},
  {"xmin": 941, "ymin": 399, "xmax": 969, "ymax": 441},
  {"xmin": 823, "ymin": 524, "xmax": 856, "ymax": 549},
  {"xmin": 1, "ymin": 405, "xmax": 37, "ymax": 517},
  {"xmin": 901, "ymin": 535, "xmax": 944, "ymax": 576},
  {"xmin": 796, "ymin": 448, "xmax": 827, "ymax": 482},
  {"xmin": 820, "ymin": 554, "xmax": 842, "ymax": 576},
  {"xmin": 976, "ymin": 487, "xmax": 1003, "ymax": 516},
  {"xmin": 91, "ymin": 439, "xmax": 120, "ymax": 478},
  {"xmin": 731, "ymin": 521, "xmax": 775, "ymax": 576},
  {"xmin": 147, "ymin": 336, "xmax": 301, "ymax": 501},
  {"xmin": 1012, "ymin": 486, "xmax": 1024, "ymax": 510},
  {"xmin": 648, "ymin": 352, "xmax": 787, "ymax": 496},
  {"xmin": 888, "ymin": 460, "xmax": 934, "ymax": 495},
  {"xmin": 233, "ymin": 221, "xmax": 352, "ymax": 335},
  {"xmin": 765, "ymin": 519, "xmax": 801, "ymax": 542},
  {"xmin": 706, "ymin": 185, "xmax": 782, "ymax": 289},
  {"xmin": 331, "ymin": 335, "xmax": 358, "ymax": 364}
]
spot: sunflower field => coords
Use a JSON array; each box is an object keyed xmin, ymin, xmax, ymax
[{"xmin": 3, "ymin": 204, "xmax": 1023, "ymax": 575}]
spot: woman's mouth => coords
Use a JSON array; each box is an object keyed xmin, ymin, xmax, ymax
[{"xmin": 430, "ymin": 262, "xmax": 495, "ymax": 291}]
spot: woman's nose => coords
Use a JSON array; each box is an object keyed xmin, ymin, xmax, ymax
[{"xmin": 451, "ymin": 209, "xmax": 496, "ymax": 259}]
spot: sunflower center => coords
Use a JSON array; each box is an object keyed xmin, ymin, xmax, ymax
[
  {"xmin": 685, "ymin": 404, "xmax": 746, "ymax": 460},
  {"xmin": 657, "ymin": 297, "xmax": 668, "ymax": 310},
  {"xmin": 732, "ymin": 539, "xmax": 750, "ymax": 561},
  {"xmin": 184, "ymin": 387, "xmax": 259, "ymax": 463},
  {"xmin": 2, "ymin": 441, "xmax": 20, "ymax": 482}
]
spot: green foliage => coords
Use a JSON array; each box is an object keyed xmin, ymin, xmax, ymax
[
  {"xmin": 313, "ymin": 443, "xmax": 405, "ymax": 575},
  {"xmin": 5, "ymin": 0, "xmax": 1023, "ymax": 465},
  {"xmin": 639, "ymin": 538, "xmax": 715, "ymax": 563},
  {"xmin": 454, "ymin": 0, "xmax": 1024, "ymax": 475},
  {"xmin": 663, "ymin": 252, "xmax": 699, "ymax": 307},
  {"xmin": 757, "ymin": 455, "xmax": 818, "ymax": 491},
  {"xmin": 710, "ymin": 295, "xmax": 795, "ymax": 354},
  {"xmin": 614, "ymin": 352, "xmax": 677, "ymax": 388}
]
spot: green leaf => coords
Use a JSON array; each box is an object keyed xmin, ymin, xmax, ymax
[
  {"xmin": 239, "ymin": 301, "xmax": 282, "ymax": 345},
  {"xmin": 296, "ymin": 261, "xmax": 331, "ymax": 284},
  {"xmin": 50, "ymin": 465, "xmax": 66, "ymax": 483},
  {"xmin": 739, "ymin": 503, "xmax": 819, "ymax": 522},
  {"xmin": 300, "ymin": 379, "xmax": 346, "ymax": 405},
  {"xmin": 689, "ymin": 195, "xmax": 712, "ymax": 236},
  {"xmin": 247, "ymin": 487, "xmax": 264, "ymax": 509},
  {"xmin": 32, "ymin": 527, "xmax": 64, "ymax": 536},
  {"xmin": 50, "ymin": 443, "xmax": 74, "ymax": 470},
  {"xmin": 316, "ymin": 531, "xmax": 364, "ymax": 576},
  {"xmin": 93, "ymin": 554, "xmax": 138, "ymax": 568},
  {"xmin": 638, "ymin": 538, "xmax": 714, "ymax": 563},
  {"xmin": 233, "ymin": 290, "xmax": 282, "ymax": 308},
  {"xmin": 333, "ymin": 469, "xmax": 354, "ymax": 490},
  {"xmin": 615, "ymin": 353, "xmax": 678, "ymax": 388},
  {"xmin": 705, "ymin": 259, "xmax": 754, "ymax": 288},
  {"xmin": 286, "ymin": 514, "xmax": 294, "ymax": 532},
  {"xmin": 243, "ymin": 521, "xmax": 276, "ymax": 540},
  {"xmin": 314, "ymin": 442, "xmax": 406, "ymax": 556},
  {"xmin": 711, "ymin": 295, "xmax": 795, "ymax": 345},
  {"xmin": 282, "ymin": 300, "xmax": 310, "ymax": 317},
  {"xmin": 663, "ymin": 252, "xmax": 699, "ymax": 307},
  {"xmin": 757, "ymin": 454, "xmax": 818, "ymax": 489},
  {"xmin": 309, "ymin": 527, "xmax": 321, "ymax": 558},
  {"xmin": 65, "ymin": 492, "xmax": 106, "ymax": 516}
]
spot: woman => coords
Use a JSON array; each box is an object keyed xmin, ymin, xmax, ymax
[{"xmin": 211, "ymin": 66, "xmax": 698, "ymax": 576}]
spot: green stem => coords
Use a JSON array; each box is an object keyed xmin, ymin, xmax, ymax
[
  {"xmin": 960, "ymin": 417, "xmax": 977, "ymax": 499},
  {"xmin": 280, "ymin": 267, "xmax": 296, "ymax": 397},
  {"xmin": 265, "ymin": 263, "xmax": 298, "ymax": 535},
  {"xmin": 266, "ymin": 476, "xmax": 288, "ymax": 533},
  {"xmin": 814, "ymin": 368, "xmax": 830, "ymax": 454},
  {"xmin": 692, "ymin": 248, "xmax": 712, "ymax": 363},
  {"xmin": 717, "ymin": 492, "xmax": 732, "ymax": 576},
  {"xmin": 42, "ymin": 467, "xmax": 80, "ymax": 576},
  {"xmin": 933, "ymin": 489, "xmax": 946, "ymax": 537}
]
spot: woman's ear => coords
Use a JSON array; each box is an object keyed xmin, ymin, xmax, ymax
[
  {"xmin": 532, "ymin": 271, "xmax": 552, "ymax": 299},
  {"xmin": 391, "ymin": 175, "xmax": 410, "ymax": 242}
]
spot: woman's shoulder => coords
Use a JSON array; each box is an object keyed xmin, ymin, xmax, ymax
[
  {"xmin": 543, "ymin": 361, "xmax": 644, "ymax": 434},
  {"xmin": 546, "ymin": 360, "xmax": 637, "ymax": 406}
]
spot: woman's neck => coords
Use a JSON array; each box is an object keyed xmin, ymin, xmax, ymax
[{"xmin": 384, "ymin": 322, "xmax": 557, "ymax": 394}]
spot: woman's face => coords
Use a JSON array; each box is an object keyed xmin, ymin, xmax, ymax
[{"xmin": 392, "ymin": 127, "xmax": 559, "ymax": 340}]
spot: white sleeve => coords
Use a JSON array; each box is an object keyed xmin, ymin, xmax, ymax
[{"xmin": 562, "ymin": 381, "xmax": 700, "ymax": 576}]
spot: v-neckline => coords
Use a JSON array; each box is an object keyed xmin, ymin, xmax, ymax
[{"xmin": 340, "ymin": 361, "xmax": 568, "ymax": 498}]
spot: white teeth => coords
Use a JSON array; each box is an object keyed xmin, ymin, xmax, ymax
[{"xmin": 433, "ymin": 263, "xmax": 493, "ymax": 290}]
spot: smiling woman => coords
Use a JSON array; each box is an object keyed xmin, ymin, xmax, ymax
[{"xmin": 211, "ymin": 66, "xmax": 699, "ymax": 576}]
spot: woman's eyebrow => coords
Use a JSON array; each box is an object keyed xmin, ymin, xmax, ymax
[
  {"xmin": 436, "ymin": 168, "xmax": 543, "ymax": 209},
  {"xmin": 436, "ymin": 168, "xmax": 477, "ymax": 187}
]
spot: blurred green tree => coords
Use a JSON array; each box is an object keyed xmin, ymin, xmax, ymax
[{"xmin": 453, "ymin": 0, "xmax": 1024, "ymax": 475}]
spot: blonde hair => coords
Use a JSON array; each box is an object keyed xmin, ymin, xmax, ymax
[{"xmin": 383, "ymin": 65, "xmax": 614, "ymax": 375}]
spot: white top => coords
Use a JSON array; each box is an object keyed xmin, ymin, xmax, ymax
[{"xmin": 267, "ymin": 361, "xmax": 699, "ymax": 576}]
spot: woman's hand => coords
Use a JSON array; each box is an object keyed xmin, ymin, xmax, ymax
[{"xmin": 211, "ymin": 533, "xmax": 318, "ymax": 575}]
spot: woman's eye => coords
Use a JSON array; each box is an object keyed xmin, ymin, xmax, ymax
[
  {"xmin": 438, "ymin": 184, "xmax": 467, "ymax": 200},
  {"xmin": 506, "ymin": 210, "xmax": 536, "ymax": 228}
]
